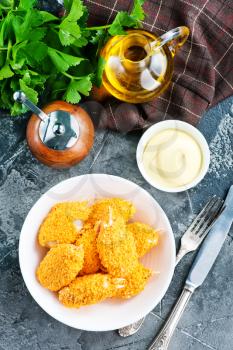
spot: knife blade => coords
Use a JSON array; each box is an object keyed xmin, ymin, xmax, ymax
[{"xmin": 186, "ymin": 185, "xmax": 233, "ymax": 291}]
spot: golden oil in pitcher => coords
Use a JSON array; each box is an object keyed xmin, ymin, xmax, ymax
[{"xmin": 100, "ymin": 27, "xmax": 189, "ymax": 104}]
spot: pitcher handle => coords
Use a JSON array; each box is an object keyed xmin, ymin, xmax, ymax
[{"xmin": 150, "ymin": 26, "xmax": 189, "ymax": 56}]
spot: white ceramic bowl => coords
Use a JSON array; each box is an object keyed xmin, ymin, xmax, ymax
[
  {"xmin": 19, "ymin": 174, "xmax": 175, "ymax": 331},
  {"xmin": 137, "ymin": 120, "xmax": 210, "ymax": 193}
]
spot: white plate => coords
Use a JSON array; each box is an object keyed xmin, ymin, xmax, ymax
[{"xmin": 19, "ymin": 174, "xmax": 175, "ymax": 331}]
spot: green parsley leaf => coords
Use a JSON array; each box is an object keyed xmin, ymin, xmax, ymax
[
  {"xmin": 48, "ymin": 48, "xmax": 70, "ymax": 72},
  {"xmin": 19, "ymin": 79, "xmax": 38, "ymax": 104},
  {"xmin": 64, "ymin": 75, "xmax": 92, "ymax": 103},
  {"xmin": 11, "ymin": 40, "xmax": 47, "ymax": 68},
  {"xmin": 71, "ymin": 29, "xmax": 90, "ymax": 48},
  {"xmin": 108, "ymin": 12, "xmax": 138, "ymax": 36},
  {"xmin": 59, "ymin": 19, "xmax": 81, "ymax": 46},
  {"xmin": 11, "ymin": 41, "xmax": 27, "ymax": 68},
  {"xmin": 30, "ymin": 74, "xmax": 47, "ymax": 89},
  {"xmin": 10, "ymin": 57, "xmax": 25, "ymax": 70},
  {"xmin": 52, "ymin": 79, "xmax": 68, "ymax": 99},
  {"xmin": 0, "ymin": 64, "xmax": 14, "ymax": 81},
  {"xmin": 65, "ymin": 0, "xmax": 84, "ymax": 22},
  {"xmin": 77, "ymin": 5, "xmax": 89, "ymax": 27},
  {"xmin": 90, "ymin": 29, "xmax": 106, "ymax": 45},
  {"xmin": 21, "ymin": 71, "xmax": 31, "ymax": 85},
  {"xmin": 75, "ymin": 75, "xmax": 92, "ymax": 96},
  {"xmin": 0, "ymin": 12, "xmax": 13, "ymax": 46},
  {"xmin": 0, "ymin": 0, "xmax": 14, "ymax": 9},
  {"xmin": 11, "ymin": 101, "xmax": 28, "ymax": 116},
  {"xmin": 12, "ymin": 16, "xmax": 23, "ymax": 42},
  {"xmin": 39, "ymin": 11, "xmax": 58, "ymax": 24},
  {"xmin": 18, "ymin": 0, "xmax": 36, "ymax": 11},
  {"xmin": 0, "ymin": 1, "xmax": 13, "ymax": 16},
  {"xmin": 72, "ymin": 34, "xmax": 88, "ymax": 48},
  {"xmin": 131, "ymin": 0, "xmax": 145, "ymax": 21},
  {"xmin": 23, "ymin": 41, "xmax": 48, "ymax": 65},
  {"xmin": 1, "ymin": 80, "xmax": 11, "ymax": 109},
  {"xmin": 63, "ymin": 0, "xmax": 73, "ymax": 12},
  {"xmin": 94, "ymin": 56, "xmax": 106, "ymax": 87},
  {"xmin": 29, "ymin": 28, "xmax": 47, "ymax": 42},
  {"xmin": 48, "ymin": 48, "xmax": 84, "ymax": 72},
  {"xmin": 10, "ymin": 78, "xmax": 19, "ymax": 92},
  {"xmin": 0, "ymin": 51, "xmax": 6, "ymax": 67},
  {"xmin": 12, "ymin": 11, "xmax": 46, "ymax": 42},
  {"xmin": 108, "ymin": 0, "xmax": 145, "ymax": 35},
  {"xmin": 59, "ymin": 0, "xmax": 86, "ymax": 46},
  {"xmin": 63, "ymin": 80, "xmax": 81, "ymax": 104}
]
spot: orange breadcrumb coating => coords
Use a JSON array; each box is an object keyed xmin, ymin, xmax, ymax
[
  {"xmin": 54, "ymin": 202, "xmax": 91, "ymax": 221},
  {"xmin": 87, "ymin": 198, "xmax": 136, "ymax": 226},
  {"xmin": 97, "ymin": 218, "xmax": 138, "ymax": 277},
  {"xmin": 76, "ymin": 224, "xmax": 101, "ymax": 275},
  {"xmin": 117, "ymin": 263, "xmax": 152, "ymax": 299},
  {"xmin": 36, "ymin": 244, "xmax": 84, "ymax": 291},
  {"xmin": 58, "ymin": 273, "xmax": 125, "ymax": 308},
  {"xmin": 38, "ymin": 201, "xmax": 91, "ymax": 248},
  {"xmin": 36, "ymin": 198, "xmax": 159, "ymax": 308},
  {"xmin": 103, "ymin": 198, "xmax": 136, "ymax": 221},
  {"xmin": 127, "ymin": 222, "xmax": 159, "ymax": 257}
]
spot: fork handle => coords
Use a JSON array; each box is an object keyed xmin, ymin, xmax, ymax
[
  {"xmin": 148, "ymin": 286, "xmax": 194, "ymax": 350},
  {"xmin": 176, "ymin": 246, "xmax": 189, "ymax": 265}
]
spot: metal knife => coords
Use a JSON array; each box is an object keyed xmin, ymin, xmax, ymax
[{"xmin": 148, "ymin": 185, "xmax": 233, "ymax": 350}]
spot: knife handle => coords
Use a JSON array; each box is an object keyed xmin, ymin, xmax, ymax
[{"xmin": 148, "ymin": 286, "xmax": 194, "ymax": 350}]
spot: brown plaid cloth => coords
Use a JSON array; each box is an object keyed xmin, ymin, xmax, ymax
[{"xmin": 83, "ymin": 0, "xmax": 233, "ymax": 131}]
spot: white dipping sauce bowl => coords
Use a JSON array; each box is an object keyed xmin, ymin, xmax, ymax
[{"xmin": 137, "ymin": 120, "xmax": 210, "ymax": 193}]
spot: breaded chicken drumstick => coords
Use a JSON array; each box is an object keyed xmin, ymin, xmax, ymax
[
  {"xmin": 59, "ymin": 273, "xmax": 125, "ymax": 308},
  {"xmin": 38, "ymin": 201, "xmax": 91, "ymax": 248},
  {"xmin": 127, "ymin": 222, "xmax": 159, "ymax": 257},
  {"xmin": 36, "ymin": 244, "xmax": 84, "ymax": 291},
  {"xmin": 97, "ymin": 217, "xmax": 138, "ymax": 277},
  {"xmin": 76, "ymin": 224, "xmax": 101, "ymax": 275},
  {"xmin": 116, "ymin": 263, "xmax": 152, "ymax": 299},
  {"xmin": 87, "ymin": 198, "xmax": 136, "ymax": 227}
]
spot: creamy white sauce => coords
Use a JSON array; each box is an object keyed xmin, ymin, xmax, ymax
[{"xmin": 142, "ymin": 129, "xmax": 203, "ymax": 188}]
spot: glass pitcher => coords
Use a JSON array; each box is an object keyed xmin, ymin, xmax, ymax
[{"xmin": 100, "ymin": 26, "xmax": 189, "ymax": 103}]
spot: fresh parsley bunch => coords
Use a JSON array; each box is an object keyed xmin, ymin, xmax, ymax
[{"xmin": 0, "ymin": 0, "xmax": 145, "ymax": 115}]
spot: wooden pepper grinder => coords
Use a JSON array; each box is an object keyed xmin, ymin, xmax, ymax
[{"xmin": 13, "ymin": 91, "xmax": 94, "ymax": 168}]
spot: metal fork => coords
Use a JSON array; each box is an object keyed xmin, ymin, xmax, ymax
[{"xmin": 118, "ymin": 196, "xmax": 224, "ymax": 337}]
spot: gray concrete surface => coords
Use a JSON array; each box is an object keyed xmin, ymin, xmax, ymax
[{"xmin": 0, "ymin": 95, "xmax": 233, "ymax": 350}]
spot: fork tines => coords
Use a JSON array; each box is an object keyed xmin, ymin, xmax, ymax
[{"xmin": 190, "ymin": 196, "xmax": 224, "ymax": 239}]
